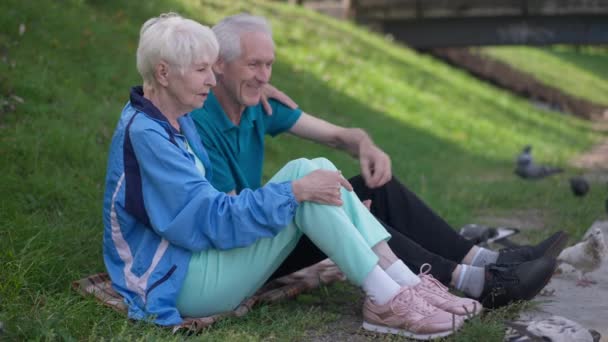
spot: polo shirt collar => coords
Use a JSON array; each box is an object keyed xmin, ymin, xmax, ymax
[{"xmin": 205, "ymin": 91, "xmax": 256, "ymax": 132}]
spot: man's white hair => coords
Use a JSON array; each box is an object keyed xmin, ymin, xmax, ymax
[
  {"xmin": 136, "ymin": 12, "xmax": 219, "ymax": 85},
  {"xmin": 212, "ymin": 13, "xmax": 274, "ymax": 62}
]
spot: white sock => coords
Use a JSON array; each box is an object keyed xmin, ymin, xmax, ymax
[
  {"xmin": 385, "ymin": 260, "xmax": 421, "ymax": 287},
  {"xmin": 362, "ymin": 265, "xmax": 401, "ymax": 305},
  {"xmin": 454, "ymin": 264, "xmax": 485, "ymax": 298},
  {"xmin": 470, "ymin": 248, "xmax": 499, "ymax": 267}
]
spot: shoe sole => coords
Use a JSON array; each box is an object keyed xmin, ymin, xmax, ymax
[
  {"xmin": 362, "ymin": 321, "xmax": 459, "ymax": 340},
  {"xmin": 542, "ymin": 231, "xmax": 569, "ymax": 259}
]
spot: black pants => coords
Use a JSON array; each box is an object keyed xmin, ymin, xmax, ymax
[{"xmin": 270, "ymin": 175, "xmax": 474, "ymax": 286}]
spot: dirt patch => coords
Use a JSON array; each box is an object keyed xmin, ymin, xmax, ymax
[
  {"xmin": 304, "ymin": 285, "xmax": 403, "ymax": 341},
  {"xmin": 427, "ymin": 48, "xmax": 608, "ymax": 121},
  {"xmin": 474, "ymin": 209, "xmax": 548, "ymax": 233},
  {"xmin": 570, "ymin": 121, "xmax": 608, "ymax": 184}
]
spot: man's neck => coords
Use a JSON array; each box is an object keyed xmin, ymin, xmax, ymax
[{"xmin": 213, "ymin": 84, "xmax": 246, "ymax": 126}]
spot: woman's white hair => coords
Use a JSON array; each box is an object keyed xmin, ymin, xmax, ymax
[
  {"xmin": 137, "ymin": 12, "xmax": 219, "ymax": 85},
  {"xmin": 212, "ymin": 13, "xmax": 274, "ymax": 62}
]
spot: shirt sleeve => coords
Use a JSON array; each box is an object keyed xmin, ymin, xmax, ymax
[
  {"xmin": 264, "ymin": 99, "xmax": 302, "ymax": 137},
  {"xmin": 129, "ymin": 123, "xmax": 298, "ymax": 252}
]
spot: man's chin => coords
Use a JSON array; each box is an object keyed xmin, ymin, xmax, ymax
[{"xmin": 243, "ymin": 95, "xmax": 262, "ymax": 107}]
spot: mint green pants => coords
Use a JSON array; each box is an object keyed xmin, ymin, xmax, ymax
[{"xmin": 176, "ymin": 158, "xmax": 391, "ymax": 317}]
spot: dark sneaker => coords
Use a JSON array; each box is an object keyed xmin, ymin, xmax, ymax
[
  {"xmin": 480, "ymin": 256, "xmax": 557, "ymax": 309},
  {"xmin": 496, "ymin": 231, "xmax": 568, "ymax": 264}
]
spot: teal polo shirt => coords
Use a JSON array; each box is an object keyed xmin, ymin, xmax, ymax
[{"xmin": 191, "ymin": 91, "xmax": 302, "ymax": 193}]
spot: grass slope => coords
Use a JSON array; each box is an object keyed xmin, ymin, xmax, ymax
[
  {"xmin": 0, "ymin": 0, "xmax": 605, "ymax": 340},
  {"xmin": 481, "ymin": 45, "xmax": 608, "ymax": 106}
]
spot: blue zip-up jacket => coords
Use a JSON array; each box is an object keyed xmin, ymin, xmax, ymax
[{"xmin": 102, "ymin": 87, "xmax": 298, "ymax": 325}]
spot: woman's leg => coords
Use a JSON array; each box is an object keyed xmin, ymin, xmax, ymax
[{"xmin": 177, "ymin": 158, "xmax": 388, "ymax": 316}]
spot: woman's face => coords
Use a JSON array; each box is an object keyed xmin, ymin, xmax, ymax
[{"xmin": 167, "ymin": 58, "xmax": 217, "ymax": 112}]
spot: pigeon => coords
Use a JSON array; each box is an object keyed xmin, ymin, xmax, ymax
[
  {"xmin": 459, "ymin": 224, "xmax": 520, "ymax": 247},
  {"xmin": 557, "ymin": 227, "xmax": 607, "ymax": 287},
  {"xmin": 459, "ymin": 224, "xmax": 498, "ymax": 245},
  {"xmin": 505, "ymin": 315, "xmax": 598, "ymax": 342},
  {"xmin": 515, "ymin": 145, "xmax": 563, "ymax": 180},
  {"xmin": 569, "ymin": 177, "xmax": 589, "ymax": 197}
]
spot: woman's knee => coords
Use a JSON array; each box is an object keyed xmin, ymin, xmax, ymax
[
  {"xmin": 310, "ymin": 157, "xmax": 338, "ymax": 171},
  {"xmin": 281, "ymin": 157, "xmax": 339, "ymax": 180}
]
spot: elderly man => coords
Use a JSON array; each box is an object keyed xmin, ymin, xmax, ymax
[{"xmin": 191, "ymin": 14, "xmax": 565, "ymax": 309}]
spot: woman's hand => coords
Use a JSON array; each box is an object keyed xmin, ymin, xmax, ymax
[{"xmin": 291, "ymin": 170, "xmax": 353, "ymax": 205}]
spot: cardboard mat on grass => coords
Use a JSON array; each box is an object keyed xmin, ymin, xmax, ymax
[{"xmin": 72, "ymin": 259, "xmax": 345, "ymax": 333}]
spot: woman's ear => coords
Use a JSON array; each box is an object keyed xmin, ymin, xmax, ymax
[{"xmin": 155, "ymin": 61, "xmax": 170, "ymax": 87}]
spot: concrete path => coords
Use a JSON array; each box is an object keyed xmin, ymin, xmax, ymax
[{"xmin": 515, "ymin": 220, "xmax": 608, "ymax": 341}]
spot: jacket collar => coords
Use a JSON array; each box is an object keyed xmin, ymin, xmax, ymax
[{"xmin": 129, "ymin": 86, "xmax": 181, "ymax": 135}]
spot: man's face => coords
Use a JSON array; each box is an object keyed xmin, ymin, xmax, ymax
[{"xmin": 216, "ymin": 31, "xmax": 274, "ymax": 107}]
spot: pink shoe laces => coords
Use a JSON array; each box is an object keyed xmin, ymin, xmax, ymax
[
  {"xmin": 418, "ymin": 263, "xmax": 450, "ymax": 296},
  {"xmin": 391, "ymin": 286, "xmax": 437, "ymax": 316},
  {"xmin": 417, "ymin": 263, "xmax": 480, "ymax": 319}
]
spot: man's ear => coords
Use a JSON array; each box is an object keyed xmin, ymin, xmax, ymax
[
  {"xmin": 213, "ymin": 57, "xmax": 225, "ymax": 75},
  {"xmin": 155, "ymin": 61, "xmax": 170, "ymax": 87}
]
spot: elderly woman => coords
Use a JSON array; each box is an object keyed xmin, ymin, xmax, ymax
[{"xmin": 102, "ymin": 13, "xmax": 477, "ymax": 340}]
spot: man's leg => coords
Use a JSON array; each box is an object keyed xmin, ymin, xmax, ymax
[
  {"xmin": 380, "ymin": 220, "xmax": 458, "ymax": 285},
  {"xmin": 349, "ymin": 175, "xmax": 473, "ymax": 263},
  {"xmin": 270, "ymin": 221, "xmax": 459, "ymax": 285}
]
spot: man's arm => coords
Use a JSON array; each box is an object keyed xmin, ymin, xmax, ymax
[{"xmin": 288, "ymin": 112, "xmax": 392, "ymax": 188}]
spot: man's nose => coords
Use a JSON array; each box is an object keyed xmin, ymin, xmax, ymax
[
  {"xmin": 256, "ymin": 65, "xmax": 271, "ymax": 84},
  {"xmin": 206, "ymin": 70, "xmax": 216, "ymax": 87}
]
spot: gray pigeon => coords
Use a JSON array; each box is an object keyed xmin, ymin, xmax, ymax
[
  {"xmin": 557, "ymin": 227, "xmax": 607, "ymax": 287},
  {"xmin": 459, "ymin": 224, "xmax": 519, "ymax": 247},
  {"xmin": 459, "ymin": 224, "xmax": 497, "ymax": 245},
  {"xmin": 515, "ymin": 145, "xmax": 563, "ymax": 179},
  {"xmin": 569, "ymin": 177, "xmax": 589, "ymax": 197},
  {"xmin": 505, "ymin": 315, "xmax": 598, "ymax": 342}
]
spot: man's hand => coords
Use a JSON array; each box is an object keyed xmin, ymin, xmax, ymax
[
  {"xmin": 292, "ymin": 169, "xmax": 353, "ymax": 205},
  {"xmin": 362, "ymin": 199, "xmax": 372, "ymax": 210},
  {"xmin": 359, "ymin": 142, "xmax": 392, "ymax": 188},
  {"xmin": 261, "ymin": 84, "xmax": 298, "ymax": 115}
]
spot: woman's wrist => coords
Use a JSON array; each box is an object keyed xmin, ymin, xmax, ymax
[{"xmin": 291, "ymin": 179, "xmax": 305, "ymax": 203}]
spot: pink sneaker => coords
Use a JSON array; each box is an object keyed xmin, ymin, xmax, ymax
[
  {"xmin": 415, "ymin": 264, "xmax": 482, "ymax": 318},
  {"xmin": 362, "ymin": 286, "xmax": 464, "ymax": 340}
]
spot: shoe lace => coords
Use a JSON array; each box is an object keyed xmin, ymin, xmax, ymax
[
  {"xmin": 486, "ymin": 264, "xmax": 520, "ymax": 295},
  {"xmin": 418, "ymin": 263, "xmax": 449, "ymax": 295},
  {"xmin": 392, "ymin": 287, "xmax": 436, "ymax": 316},
  {"xmin": 499, "ymin": 246, "xmax": 533, "ymax": 257}
]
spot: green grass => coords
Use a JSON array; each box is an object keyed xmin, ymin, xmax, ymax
[
  {"xmin": 480, "ymin": 45, "xmax": 608, "ymax": 106},
  {"xmin": 1, "ymin": 0, "xmax": 606, "ymax": 340}
]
